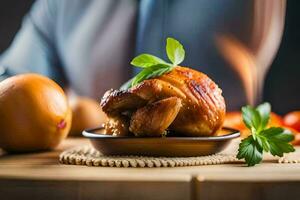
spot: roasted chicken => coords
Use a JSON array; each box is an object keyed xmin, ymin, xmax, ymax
[{"xmin": 101, "ymin": 66, "xmax": 226, "ymax": 137}]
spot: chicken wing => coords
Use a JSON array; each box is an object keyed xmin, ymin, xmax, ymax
[{"xmin": 129, "ymin": 97, "xmax": 182, "ymax": 136}]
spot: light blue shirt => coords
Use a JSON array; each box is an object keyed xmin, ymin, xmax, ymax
[{"xmin": 0, "ymin": 0, "xmax": 264, "ymax": 110}]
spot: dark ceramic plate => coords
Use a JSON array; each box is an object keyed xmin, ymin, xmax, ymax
[{"xmin": 82, "ymin": 127, "xmax": 240, "ymax": 157}]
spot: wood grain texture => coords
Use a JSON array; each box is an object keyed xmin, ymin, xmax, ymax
[
  {"xmin": 0, "ymin": 138, "xmax": 191, "ymax": 200},
  {"xmin": 195, "ymin": 178, "xmax": 300, "ymax": 200},
  {"xmin": 0, "ymin": 138, "xmax": 300, "ymax": 200},
  {"xmin": 0, "ymin": 178, "xmax": 191, "ymax": 200}
]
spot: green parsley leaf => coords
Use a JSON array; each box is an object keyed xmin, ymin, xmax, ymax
[
  {"xmin": 260, "ymin": 127, "xmax": 295, "ymax": 157},
  {"xmin": 166, "ymin": 37, "xmax": 185, "ymax": 66},
  {"xmin": 127, "ymin": 37, "xmax": 186, "ymax": 88},
  {"xmin": 237, "ymin": 136, "xmax": 263, "ymax": 167},
  {"xmin": 130, "ymin": 54, "xmax": 170, "ymax": 68},
  {"xmin": 131, "ymin": 64, "xmax": 173, "ymax": 87},
  {"xmin": 256, "ymin": 134, "xmax": 270, "ymax": 152},
  {"xmin": 241, "ymin": 105, "xmax": 261, "ymax": 130},
  {"xmin": 256, "ymin": 102, "xmax": 271, "ymax": 130},
  {"xmin": 237, "ymin": 102, "xmax": 296, "ymax": 166}
]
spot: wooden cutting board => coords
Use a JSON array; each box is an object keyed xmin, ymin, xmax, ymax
[{"xmin": 1, "ymin": 138, "xmax": 300, "ymax": 200}]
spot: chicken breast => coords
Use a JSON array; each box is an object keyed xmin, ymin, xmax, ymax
[{"xmin": 101, "ymin": 66, "xmax": 226, "ymax": 137}]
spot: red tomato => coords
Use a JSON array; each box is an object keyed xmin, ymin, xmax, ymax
[
  {"xmin": 292, "ymin": 134, "xmax": 300, "ymax": 146},
  {"xmin": 269, "ymin": 112, "xmax": 284, "ymax": 127},
  {"xmin": 223, "ymin": 112, "xmax": 245, "ymax": 131},
  {"xmin": 223, "ymin": 112, "xmax": 249, "ymax": 138},
  {"xmin": 283, "ymin": 111, "xmax": 300, "ymax": 132},
  {"xmin": 224, "ymin": 112, "xmax": 284, "ymax": 138},
  {"xmin": 224, "ymin": 112, "xmax": 283, "ymax": 129}
]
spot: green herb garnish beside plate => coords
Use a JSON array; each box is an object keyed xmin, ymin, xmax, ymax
[{"xmin": 237, "ymin": 102, "xmax": 295, "ymax": 166}]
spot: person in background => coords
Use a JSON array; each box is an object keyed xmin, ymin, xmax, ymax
[{"xmin": 0, "ymin": 0, "xmax": 298, "ymax": 113}]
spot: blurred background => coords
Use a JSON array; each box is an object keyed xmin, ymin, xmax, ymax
[
  {"xmin": 0, "ymin": 0, "xmax": 33, "ymax": 53},
  {"xmin": 0, "ymin": 0, "xmax": 299, "ymax": 114}
]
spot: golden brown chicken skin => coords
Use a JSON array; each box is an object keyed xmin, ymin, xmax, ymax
[
  {"xmin": 129, "ymin": 97, "xmax": 182, "ymax": 136},
  {"xmin": 101, "ymin": 66, "xmax": 226, "ymax": 137}
]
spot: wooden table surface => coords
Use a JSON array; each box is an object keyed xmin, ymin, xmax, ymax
[{"xmin": 1, "ymin": 138, "xmax": 300, "ymax": 200}]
